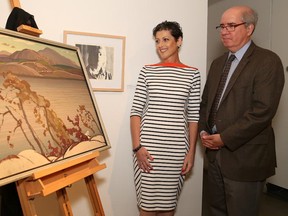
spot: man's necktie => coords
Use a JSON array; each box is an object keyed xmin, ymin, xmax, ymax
[{"xmin": 208, "ymin": 54, "xmax": 236, "ymax": 130}]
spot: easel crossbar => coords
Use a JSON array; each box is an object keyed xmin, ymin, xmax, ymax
[
  {"xmin": 32, "ymin": 151, "xmax": 101, "ymax": 180},
  {"xmin": 25, "ymin": 157, "xmax": 106, "ymax": 197}
]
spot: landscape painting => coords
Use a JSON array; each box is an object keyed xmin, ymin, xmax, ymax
[{"xmin": 0, "ymin": 28, "xmax": 110, "ymax": 186}]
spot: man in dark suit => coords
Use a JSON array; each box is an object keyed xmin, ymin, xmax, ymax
[{"xmin": 199, "ymin": 5, "xmax": 285, "ymax": 216}]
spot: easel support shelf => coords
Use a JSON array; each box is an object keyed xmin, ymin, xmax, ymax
[{"xmin": 16, "ymin": 151, "xmax": 106, "ymax": 216}]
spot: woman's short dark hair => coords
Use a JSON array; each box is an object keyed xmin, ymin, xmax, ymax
[{"xmin": 152, "ymin": 21, "xmax": 183, "ymax": 40}]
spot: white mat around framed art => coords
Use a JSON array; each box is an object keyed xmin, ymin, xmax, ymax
[{"xmin": 63, "ymin": 30, "xmax": 126, "ymax": 92}]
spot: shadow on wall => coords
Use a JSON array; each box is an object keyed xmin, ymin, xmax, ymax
[{"xmin": 208, "ymin": 0, "xmax": 225, "ymax": 6}]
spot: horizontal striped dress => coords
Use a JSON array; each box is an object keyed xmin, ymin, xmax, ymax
[{"xmin": 130, "ymin": 63, "xmax": 201, "ymax": 211}]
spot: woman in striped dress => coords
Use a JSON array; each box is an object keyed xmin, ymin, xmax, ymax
[{"xmin": 130, "ymin": 21, "xmax": 201, "ymax": 216}]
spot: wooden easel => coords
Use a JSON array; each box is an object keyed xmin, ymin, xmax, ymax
[
  {"xmin": 16, "ymin": 151, "xmax": 106, "ymax": 216},
  {"xmin": 9, "ymin": 0, "xmax": 43, "ymax": 37},
  {"xmin": 9, "ymin": 1, "xmax": 105, "ymax": 215}
]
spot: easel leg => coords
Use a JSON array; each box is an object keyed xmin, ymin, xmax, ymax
[
  {"xmin": 16, "ymin": 180, "xmax": 37, "ymax": 216},
  {"xmin": 56, "ymin": 188, "xmax": 73, "ymax": 216},
  {"xmin": 85, "ymin": 175, "xmax": 105, "ymax": 216}
]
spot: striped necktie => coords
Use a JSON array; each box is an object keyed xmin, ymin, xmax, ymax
[{"xmin": 208, "ymin": 54, "xmax": 236, "ymax": 131}]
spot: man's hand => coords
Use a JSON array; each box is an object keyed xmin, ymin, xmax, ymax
[{"xmin": 200, "ymin": 131, "xmax": 224, "ymax": 150}]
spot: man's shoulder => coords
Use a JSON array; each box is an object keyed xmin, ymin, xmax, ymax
[
  {"xmin": 250, "ymin": 43, "xmax": 280, "ymax": 59},
  {"xmin": 212, "ymin": 53, "xmax": 228, "ymax": 65}
]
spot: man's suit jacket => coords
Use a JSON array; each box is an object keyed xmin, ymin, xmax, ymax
[{"xmin": 199, "ymin": 42, "xmax": 285, "ymax": 181}]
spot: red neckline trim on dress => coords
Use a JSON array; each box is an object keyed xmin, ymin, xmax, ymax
[{"xmin": 146, "ymin": 62, "xmax": 198, "ymax": 70}]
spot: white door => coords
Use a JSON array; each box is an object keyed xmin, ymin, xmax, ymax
[{"xmin": 268, "ymin": 0, "xmax": 288, "ymax": 189}]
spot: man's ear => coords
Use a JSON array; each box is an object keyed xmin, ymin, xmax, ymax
[{"xmin": 247, "ymin": 24, "xmax": 255, "ymax": 36}]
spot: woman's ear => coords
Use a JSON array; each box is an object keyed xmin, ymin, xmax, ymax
[{"xmin": 177, "ymin": 37, "xmax": 183, "ymax": 48}]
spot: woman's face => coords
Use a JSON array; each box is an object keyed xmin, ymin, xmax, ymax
[{"xmin": 155, "ymin": 30, "xmax": 182, "ymax": 63}]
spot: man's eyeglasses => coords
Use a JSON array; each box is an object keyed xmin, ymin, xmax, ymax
[{"xmin": 216, "ymin": 22, "xmax": 247, "ymax": 32}]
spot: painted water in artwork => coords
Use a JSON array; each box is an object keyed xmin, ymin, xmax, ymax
[{"xmin": 0, "ymin": 30, "xmax": 109, "ymax": 185}]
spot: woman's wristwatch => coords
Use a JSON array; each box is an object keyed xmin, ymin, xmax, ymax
[{"xmin": 133, "ymin": 144, "xmax": 142, "ymax": 153}]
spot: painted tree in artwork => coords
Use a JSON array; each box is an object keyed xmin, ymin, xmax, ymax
[{"xmin": 0, "ymin": 72, "xmax": 101, "ymax": 160}]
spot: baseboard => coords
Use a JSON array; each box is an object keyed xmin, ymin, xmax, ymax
[{"xmin": 266, "ymin": 183, "xmax": 288, "ymax": 201}]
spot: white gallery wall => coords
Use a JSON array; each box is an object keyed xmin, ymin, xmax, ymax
[{"xmin": 1, "ymin": 0, "xmax": 207, "ymax": 215}]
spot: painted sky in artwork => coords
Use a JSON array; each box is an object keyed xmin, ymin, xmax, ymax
[{"xmin": 0, "ymin": 34, "xmax": 79, "ymax": 64}]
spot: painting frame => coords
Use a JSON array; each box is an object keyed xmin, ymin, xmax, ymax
[
  {"xmin": 0, "ymin": 27, "xmax": 111, "ymax": 186},
  {"xmin": 63, "ymin": 30, "xmax": 126, "ymax": 92}
]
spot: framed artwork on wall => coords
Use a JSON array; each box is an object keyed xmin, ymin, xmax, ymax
[
  {"xmin": 0, "ymin": 28, "xmax": 111, "ymax": 186},
  {"xmin": 63, "ymin": 30, "xmax": 126, "ymax": 92}
]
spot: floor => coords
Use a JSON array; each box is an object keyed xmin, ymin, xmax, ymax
[
  {"xmin": 259, "ymin": 193, "xmax": 288, "ymax": 216},
  {"xmin": 202, "ymin": 169, "xmax": 288, "ymax": 216},
  {"xmin": 1, "ymin": 171, "xmax": 287, "ymax": 216}
]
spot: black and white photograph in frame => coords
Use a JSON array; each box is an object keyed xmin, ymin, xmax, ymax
[{"xmin": 64, "ymin": 31, "xmax": 125, "ymax": 92}]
